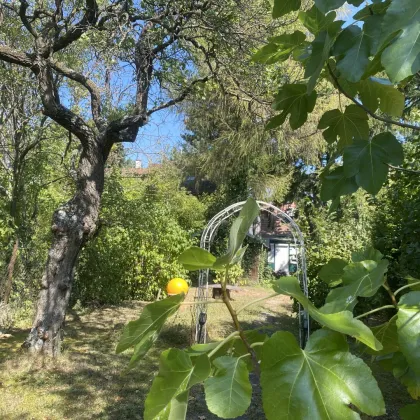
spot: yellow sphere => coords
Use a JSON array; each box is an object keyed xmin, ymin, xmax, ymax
[{"xmin": 167, "ymin": 278, "xmax": 189, "ymax": 295}]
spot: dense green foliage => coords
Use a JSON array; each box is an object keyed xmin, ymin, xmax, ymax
[{"xmin": 75, "ymin": 167, "xmax": 205, "ymax": 304}]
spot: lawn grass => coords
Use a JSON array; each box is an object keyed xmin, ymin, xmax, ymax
[{"xmin": 0, "ymin": 286, "xmax": 414, "ymax": 419}]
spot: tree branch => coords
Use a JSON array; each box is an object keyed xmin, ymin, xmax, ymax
[
  {"xmin": 52, "ymin": 0, "xmax": 99, "ymax": 52},
  {"xmin": 19, "ymin": 0, "xmax": 39, "ymax": 38},
  {"xmin": 34, "ymin": 61, "xmax": 95, "ymax": 146},
  {"xmin": 49, "ymin": 59, "xmax": 103, "ymax": 128},
  {"xmin": 147, "ymin": 76, "xmax": 210, "ymax": 116},
  {"xmin": 0, "ymin": 45, "xmax": 34, "ymax": 68},
  {"xmin": 388, "ymin": 164, "xmax": 420, "ymax": 175},
  {"xmin": 327, "ymin": 63, "xmax": 420, "ymax": 132}
]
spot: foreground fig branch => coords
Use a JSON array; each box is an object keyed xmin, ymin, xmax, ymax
[{"xmin": 221, "ymin": 267, "xmax": 261, "ymax": 376}]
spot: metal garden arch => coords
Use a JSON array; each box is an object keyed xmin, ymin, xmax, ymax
[{"xmin": 194, "ymin": 200, "xmax": 310, "ymax": 348}]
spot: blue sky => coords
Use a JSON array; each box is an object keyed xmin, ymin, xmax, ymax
[{"xmin": 123, "ymin": 108, "xmax": 184, "ymax": 167}]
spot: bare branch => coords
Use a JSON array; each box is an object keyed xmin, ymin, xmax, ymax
[{"xmin": 328, "ymin": 63, "xmax": 420, "ymax": 132}]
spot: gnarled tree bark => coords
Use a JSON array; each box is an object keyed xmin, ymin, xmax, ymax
[{"xmin": 24, "ymin": 144, "xmax": 104, "ymax": 355}]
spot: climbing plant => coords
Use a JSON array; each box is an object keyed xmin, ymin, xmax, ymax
[{"xmin": 117, "ymin": 198, "xmax": 420, "ymax": 419}]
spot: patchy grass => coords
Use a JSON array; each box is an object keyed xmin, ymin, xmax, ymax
[{"xmin": 0, "ymin": 286, "xmax": 414, "ymax": 419}]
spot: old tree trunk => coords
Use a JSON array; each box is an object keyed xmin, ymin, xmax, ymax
[{"xmin": 24, "ymin": 145, "xmax": 104, "ymax": 355}]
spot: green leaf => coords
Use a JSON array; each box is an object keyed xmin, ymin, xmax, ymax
[
  {"xmin": 126, "ymin": 331, "xmax": 159, "ymax": 370},
  {"xmin": 392, "ymin": 352, "xmax": 420, "ymax": 399},
  {"xmin": 397, "ymin": 291, "xmax": 420, "ymax": 375},
  {"xmin": 315, "ymin": 0, "xmax": 345, "ymax": 14},
  {"xmin": 273, "ymin": 276, "xmax": 383, "ymax": 350},
  {"xmin": 333, "ymin": 25, "xmax": 370, "ymax": 83},
  {"xmin": 315, "ymin": 0, "xmax": 363, "ymax": 14},
  {"xmin": 400, "ymin": 403, "xmax": 420, "ymax": 420},
  {"xmin": 318, "ymin": 105, "xmax": 369, "ymax": 149},
  {"xmin": 343, "ymin": 132, "xmax": 403, "ymax": 194},
  {"xmin": 321, "ymin": 260, "xmax": 388, "ymax": 314},
  {"xmin": 318, "ymin": 258, "xmax": 347, "ymax": 287},
  {"xmin": 116, "ymin": 294, "xmax": 184, "ymax": 356},
  {"xmin": 252, "ymin": 32, "xmax": 306, "ymax": 64},
  {"xmin": 178, "ymin": 246, "xmax": 216, "ymax": 271},
  {"xmin": 299, "ymin": 6, "xmax": 336, "ymax": 35},
  {"xmin": 381, "ymin": 0, "xmax": 420, "ymax": 82},
  {"xmin": 357, "ymin": 77, "xmax": 405, "ymax": 117},
  {"xmin": 352, "ymin": 246, "xmax": 383, "ymax": 263},
  {"xmin": 204, "ymin": 356, "xmax": 252, "ymax": 418},
  {"xmin": 144, "ymin": 350, "xmax": 211, "ymax": 420},
  {"xmin": 406, "ymin": 275, "xmax": 420, "ymax": 291},
  {"xmin": 232, "ymin": 330, "xmax": 267, "ymax": 370},
  {"xmin": 342, "ymin": 259, "xmax": 388, "ymax": 297},
  {"xmin": 261, "ymin": 329, "xmax": 385, "ymax": 420},
  {"xmin": 168, "ymin": 390, "xmax": 189, "ymax": 420},
  {"xmin": 271, "ymin": 84, "xmax": 317, "ymax": 130},
  {"xmin": 320, "ymin": 166, "xmax": 358, "ymax": 202},
  {"xmin": 214, "ymin": 198, "xmax": 259, "ymax": 268},
  {"xmin": 305, "ymin": 22, "xmax": 343, "ymax": 92},
  {"xmin": 363, "ymin": 315, "xmax": 399, "ymax": 356},
  {"xmin": 354, "ymin": 0, "xmax": 391, "ymax": 21},
  {"xmin": 231, "ymin": 246, "xmax": 248, "ymax": 266},
  {"xmin": 272, "ymin": 0, "xmax": 301, "ymax": 18},
  {"xmin": 268, "ymin": 30, "xmax": 306, "ymax": 48},
  {"xmin": 363, "ymin": 12, "xmax": 389, "ymax": 56},
  {"xmin": 320, "ymin": 286, "xmax": 359, "ymax": 314}
]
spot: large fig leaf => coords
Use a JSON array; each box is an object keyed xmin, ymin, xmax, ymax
[
  {"xmin": 363, "ymin": 315, "xmax": 399, "ymax": 356},
  {"xmin": 343, "ymin": 132, "xmax": 403, "ymax": 195},
  {"xmin": 268, "ymin": 84, "xmax": 317, "ymax": 130},
  {"xmin": 261, "ymin": 330, "xmax": 385, "ymax": 420},
  {"xmin": 116, "ymin": 294, "xmax": 184, "ymax": 359},
  {"xmin": 318, "ymin": 105, "xmax": 369, "ymax": 149},
  {"xmin": 144, "ymin": 349, "xmax": 211, "ymax": 420},
  {"xmin": 320, "ymin": 259, "xmax": 388, "ymax": 313},
  {"xmin": 381, "ymin": 0, "xmax": 420, "ymax": 82},
  {"xmin": 333, "ymin": 25, "xmax": 370, "ymax": 83},
  {"xmin": 351, "ymin": 246, "xmax": 383, "ymax": 263},
  {"xmin": 397, "ymin": 291, "xmax": 420, "ymax": 375},
  {"xmin": 357, "ymin": 77, "xmax": 404, "ymax": 117},
  {"xmin": 204, "ymin": 356, "xmax": 252, "ymax": 418},
  {"xmin": 273, "ymin": 276, "xmax": 382, "ymax": 350},
  {"xmin": 318, "ymin": 258, "xmax": 348, "ymax": 286},
  {"xmin": 320, "ymin": 166, "xmax": 358, "ymax": 202}
]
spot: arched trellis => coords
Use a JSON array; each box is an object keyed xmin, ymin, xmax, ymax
[{"xmin": 193, "ymin": 200, "xmax": 310, "ymax": 348}]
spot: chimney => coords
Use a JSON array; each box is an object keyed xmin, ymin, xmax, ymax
[{"xmin": 135, "ymin": 160, "xmax": 142, "ymax": 169}]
